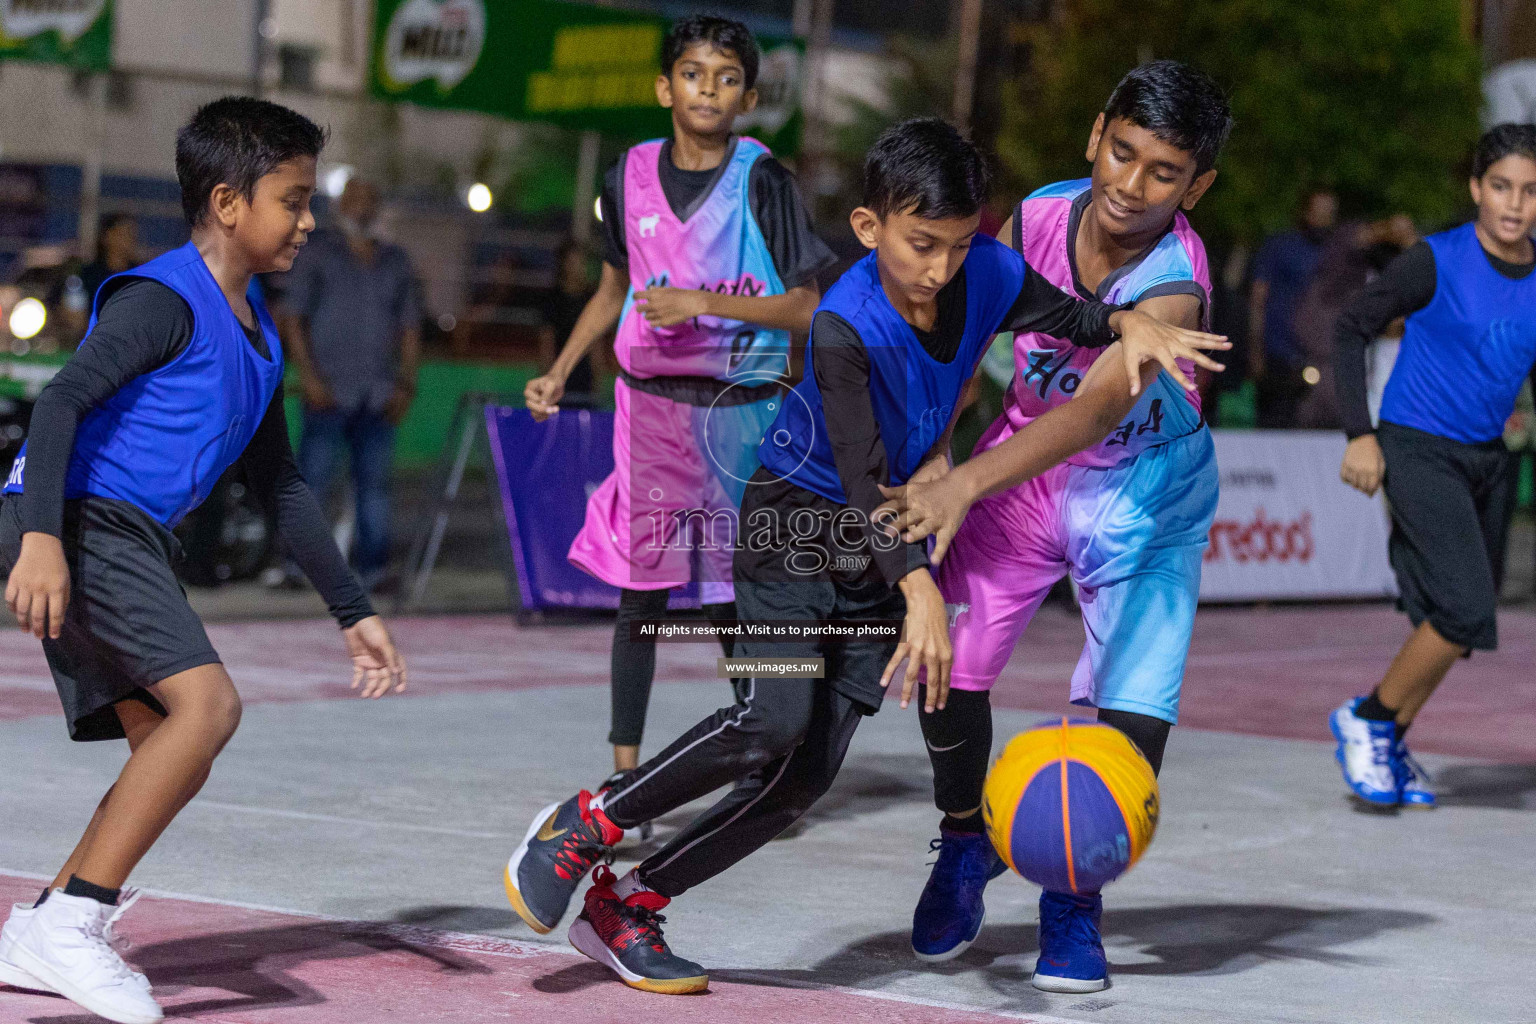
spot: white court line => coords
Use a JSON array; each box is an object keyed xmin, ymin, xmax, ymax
[
  {"xmin": 186, "ymin": 799, "xmax": 511, "ymax": 840},
  {"xmin": 0, "ymin": 868, "xmax": 1060, "ymax": 1022},
  {"xmin": 0, "ymin": 867, "xmax": 558, "ymax": 960}
]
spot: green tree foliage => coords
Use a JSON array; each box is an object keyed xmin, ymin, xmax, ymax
[{"xmin": 995, "ymin": 0, "xmax": 1483, "ymax": 245}]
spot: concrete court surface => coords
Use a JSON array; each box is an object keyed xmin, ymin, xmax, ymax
[{"xmin": 1, "ymin": 605, "xmax": 1534, "ymax": 1024}]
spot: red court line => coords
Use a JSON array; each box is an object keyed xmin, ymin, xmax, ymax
[
  {"xmin": 0, "ymin": 875, "xmax": 1051, "ymax": 1024},
  {"xmin": 2, "ymin": 605, "xmax": 1533, "ymax": 760}
]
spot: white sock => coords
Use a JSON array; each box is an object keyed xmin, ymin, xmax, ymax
[
  {"xmin": 611, "ymin": 868, "xmax": 654, "ymax": 900},
  {"xmin": 590, "ymin": 790, "xmax": 608, "ymax": 814}
]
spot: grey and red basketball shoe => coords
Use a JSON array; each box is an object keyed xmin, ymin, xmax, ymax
[
  {"xmin": 568, "ymin": 866, "xmax": 708, "ymax": 994},
  {"xmin": 504, "ymin": 790, "xmax": 622, "ymax": 934}
]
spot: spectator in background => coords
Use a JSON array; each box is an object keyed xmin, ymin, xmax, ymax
[
  {"xmin": 279, "ymin": 177, "xmax": 421, "ymax": 591},
  {"xmin": 79, "ymin": 213, "xmax": 140, "ymax": 300},
  {"xmin": 1249, "ymin": 188, "xmax": 1338, "ymax": 427},
  {"xmin": 537, "ymin": 240, "xmax": 600, "ymax": 403},
  {"xmin": 55, "ymin": 214, "xmax": 141, "ymax": 340},
  {"xmin": 1291, "ymin": 214, "xmax": 1419, "ymax": 428}
]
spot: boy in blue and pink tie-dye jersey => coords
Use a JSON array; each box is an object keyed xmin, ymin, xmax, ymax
[
  {"xmin": 894, "ymin": 62, "xmax": 1234, "ymax": 992},
  {"xmin": 521, "ymin": 17, "xmax": 833, "ymax": 784}
]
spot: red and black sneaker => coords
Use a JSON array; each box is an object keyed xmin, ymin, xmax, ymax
[
  {"xmin": 568, "ymin": 866, "xmax": 708, "ymax": 995},
  {"xmin": 504, "ymin": 791, "xmax": 622, "ymax": 934}
]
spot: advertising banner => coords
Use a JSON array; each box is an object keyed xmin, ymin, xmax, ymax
[
  {"xmin": 370, "ymin": 0, "xmax": 803, "ymax": 152},
  {"xmin": 1202, "ymin": 430, "xmax": 1398, "ymax": 602},
  {"xmin": 0, "ymin": 0, "xmax": 112, "ymax": 70},
  {"xmin": 484, "ymin": 405, "xmax": 702, "ymax": 612}
]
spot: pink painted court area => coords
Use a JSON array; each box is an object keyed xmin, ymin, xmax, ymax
[
  {"xmin": 0, "ymin": 877, "xmax": 1051, "ymax": 1024},
  {"xmin": 2, "ymin": 603, "xmax": 1535, "ymax": 1024}
]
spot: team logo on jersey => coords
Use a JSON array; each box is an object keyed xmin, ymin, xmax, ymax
[
  {"xmin": 380, "ymin": 0, "xmax": 486, "ymax": 91},
  {"xmin": 1019, "ymin": 348, "xmax": 1082, "ymax": 401},
  {"xmin": 637, "ymin": 213, "xmax": 661, "ymax": 238},
  {"xmin": 4, "ymin": 456, "xmax": 22, "ymax": 489}
]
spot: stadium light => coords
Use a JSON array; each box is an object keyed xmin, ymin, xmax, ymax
[
  {"xmin": 466, "ymin": 183, "xmax": 493, "ymax": 213},
  {"xmin": 9, "ymin": 297, "xmax": 45, "ymax": 340},
  {"xmin": 594, "ymin": 196, "xmax": 603, "ymax": 222}
]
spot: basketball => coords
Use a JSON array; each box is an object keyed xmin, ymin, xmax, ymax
[{"xmin": 983, "ymin": 718, "xmax": 1160, "ymax": 894}]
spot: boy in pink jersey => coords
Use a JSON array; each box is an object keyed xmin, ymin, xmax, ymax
[
  {"xmin": 523, "ymin": 18, "xmax": 833, "ymax": 789},
  {"xmin": 891, "ymin": 62, "xmax": 1234, "ymax": 992}
]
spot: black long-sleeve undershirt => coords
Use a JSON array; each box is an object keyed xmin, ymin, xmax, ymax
[
  {"xmin": 17, "ymin": 279, "xmax": 374, "ymax": 627},
  {"xmin": 809, "ymin": 263, "xmax": 1121, "ymax": 586},
  {"xmin": 1335, "ymin": 239, "xmax": 1536, "ymax": 439}
]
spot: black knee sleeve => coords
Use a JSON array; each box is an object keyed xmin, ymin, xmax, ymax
[
  {"xmin": 609, "ymin": 588, "xmax": 671, "ymax": 746},
  {"xmin": 1097, "ymin": 707, "xmax": 1170, "ymax": 776},
  {"xmin": 919, "ymin": 687, "xmax": 993, "ymax": 829}
]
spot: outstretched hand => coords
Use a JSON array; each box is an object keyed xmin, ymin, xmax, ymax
[
  {"xmin": 343, "ymin": 615, "xmax": 407, "ymax": 698},
  {"xmin": 876, "ymin": 475, "xmax": 975, "ymax": 567},
  {"xmin": 1114, "ymin": 310, "xmax": 1229, "ymax": 397}
]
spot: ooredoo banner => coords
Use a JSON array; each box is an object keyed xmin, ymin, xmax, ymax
[{"xmin": 1201, "ymin": 431, "xmax": 1397, "ymax": 602}]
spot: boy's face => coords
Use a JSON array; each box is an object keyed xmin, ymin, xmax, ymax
[
  {"xmin": 1470, "ymin": 153, "xmax": 1536, "ymax": 249},
  {"xmin": 1085, "ymin": 114, "xmax": 1216, "ymax": 238},
  {"xmin": 850, "ymin": 206, "xmax": 980, "ymax": 311},
  {"xmin": 656, "ymin": 43, "xmax": 757, "ymax": 138},
  {"xmin": 207, "ymin": 156, "xmax": 317, "ymax": 273}
]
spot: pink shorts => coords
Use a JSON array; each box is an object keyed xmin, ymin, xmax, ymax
[
  {"xmin": 937, "ymin": 422, "xmax": 1217, "ymax": 724},
  {"xmin": 568, "ymin": 376, "xmax": 777, "ymax": 604}
]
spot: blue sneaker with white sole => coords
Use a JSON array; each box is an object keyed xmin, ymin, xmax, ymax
[
  {"xmin": 1393, "ymin": 740, "xmax": 1436, "ymax": 808},
  {"xmin": 1329, "ymin": 698, "xmax": 1398, "ymax": 805},
  {"xmin": 1033, "ymin": 890, "xmax": 1107, "ymax": 992},
  {"xmin": 911, "ymin": 828, "xmax": 1007, "ymax": 961}
]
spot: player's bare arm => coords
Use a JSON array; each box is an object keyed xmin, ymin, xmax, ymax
[{"xmin": 525, "ymin": 261, "xmax": 628, "ymax": 421}]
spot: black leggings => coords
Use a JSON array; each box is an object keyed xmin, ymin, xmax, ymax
[
  {"xmin": 920, "ymin": 688, "xmax": 1171, "ymax": 824},
  {"xmin": 608, "ymin": 588, "xmax": 739, "ymax": 747},
  {"xmin": 601, "ymin": 677, "xmax": 866, "ymax": 897}
]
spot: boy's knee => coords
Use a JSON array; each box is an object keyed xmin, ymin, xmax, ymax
[
  {"xmin": 750, "ymin": 705, "xmax": 813, "ymax": 760},
  {"xmin": 184, "ymin": 684, "xmax": 242, "ymax": 740},
  {"xmin": 213, "ymin": 689, "xmax": 243, "ymax": 738}
]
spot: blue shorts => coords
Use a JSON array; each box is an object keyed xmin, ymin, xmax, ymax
[{"xmin": 939, "ymin": 428, "xmax": 1218, "ymax": 724}]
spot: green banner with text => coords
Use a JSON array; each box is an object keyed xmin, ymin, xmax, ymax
[
  {"xmin": 0, "ymin": 0, "xmax": 113, "ymax": 70},
  {"xmin": 369, "ymin": 0, "xmax": 802, "ymax": 152}
]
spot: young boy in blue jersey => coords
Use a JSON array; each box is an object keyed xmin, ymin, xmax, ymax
[
  {"xmin": 1329, "ymin": 124, "xmax": 1536, "ymax": 807},
  {"xmin": 0, "ymin": 97, "xmax": 405, "ymax": 1024},
  {"xmin": 881, "ymin": 62, "xmax": 1232, "ymax": 992},
  {"xmin": 503, "ymin": 117, "xmax": 1225, "ymax": 995}
]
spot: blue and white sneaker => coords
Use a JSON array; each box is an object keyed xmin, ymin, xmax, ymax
[
  {"xmin": 911, "ymin": 828, "xmax": 1007, "ymax": 961},
  {"xmin": 1394, "ymin": 740, "xmax": 1436, "ymax": 809},
  {"xmin": 1329, "ymin": 698, "xmax": 1398, "ymax": 805},
  {"xmin": 1033, "ymin": 890, "xmax": 1106, "ymax": 992}
]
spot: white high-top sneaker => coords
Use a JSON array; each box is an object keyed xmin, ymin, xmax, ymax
[
  {"xmin": 0, "ymin": 901, "xmax": 53, "ymax": 992},
  {"xmin": 9, "ymin": 890, "xmax": 162, "ymax": 1024}
]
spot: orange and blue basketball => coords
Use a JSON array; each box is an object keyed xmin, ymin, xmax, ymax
[{"xmin": 982, "ymin": 717, "xmax": 1159, "ymax": 894}]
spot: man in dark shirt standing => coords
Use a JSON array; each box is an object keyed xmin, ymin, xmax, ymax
[
  {"xmin": 281, "ymin": 177, "xmax": 421, "ymax": 590},
  {"xmin": 1248, "ymin": 188, "xmax": 1337, "ymax": 427}
]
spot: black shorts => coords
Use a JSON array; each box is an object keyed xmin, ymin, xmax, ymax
[
  {"xmin": 1378, "ymin": 420, "xmax": 1514, "ymax": 651},
  {"xmin": 0, "ymin": 496, "xmax": 221, "ymax": 741},
  {"xmin": 733, "ymin": 468, "xmax": 906, "ymax": 711}
]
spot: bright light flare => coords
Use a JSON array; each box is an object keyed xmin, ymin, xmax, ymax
[
  {"xmin": 9, "ymin": 297, "xmax": 45, "ymax": 340},
  {"xmin": 466, "ymin": 183, "xmax": 493, "ymax": 213}
]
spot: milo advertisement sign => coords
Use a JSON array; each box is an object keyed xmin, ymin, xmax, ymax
[
  {"xmin": 369, "ymin": 0, "xmax": 803, "ymax": 151},
  {"xmin": 0, "ymin": 0, "xmax": 113, "ymax": 69},
  {"xmin": 378, "ymin": 0, "xmax": 485, "ymax": 92}
]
